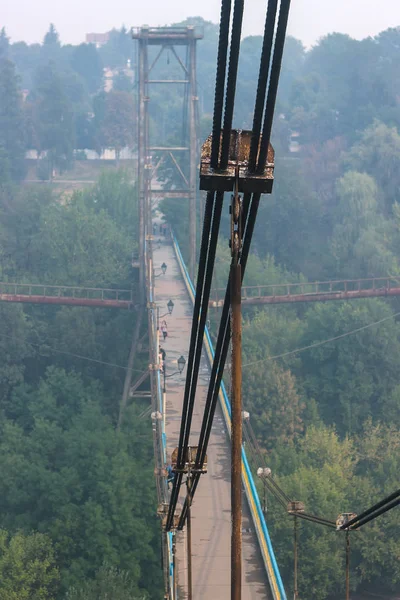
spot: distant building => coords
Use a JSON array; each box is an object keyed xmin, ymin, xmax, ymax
[
  {"xmin": 289, "ymin": 131, "xmax": 301, "ymax": 153},
  {"xmin": 85, "ymin": 32, "xmax": 110, "ymax": 48}
]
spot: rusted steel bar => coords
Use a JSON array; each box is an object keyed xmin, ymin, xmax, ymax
[
  {"xmin": 231, "ymin": 258, "xmax": 242, "ymax": 600},
  {"xmin": 0, "ymin": 294, "xmax": 132, "ymax": 309},
  {"xmin": 187, "ymin": 476, "xmax": 193, "ymax": 600},
  {"xmin": 210, "ymin": 286, "xmax": 400, "ymax": 307},
  {"xmin": 212, "ymin": 277, "xmax": 400, "ymax": 298},
  {"xmin": 294, "ymin": 515, "xmax": 299, "ymax": 600},
  {"xmin": 346, "ymin": 531, "xmax": 350, "ymax": 600}
]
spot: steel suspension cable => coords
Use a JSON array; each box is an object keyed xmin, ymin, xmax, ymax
[
  {"xmin": 169, "ymin": 0, "xmax": 246, "ymax": 530},
  {"xmin": 257, "ymin": 0, "xmax": 292, "ymax": 172},
  {"xmin": 220, "ymin": 0, "xmax": 245, "ymax": 169},
  {"xmin": 349, "ymin": 497, "xmax": 400, "ymax": 530},
  {"xmin": 166, "ymin": 190, "xmax": 214, "ymax": 524},
  {"xmin": 244, "ymin": 426, "xmax": 336, "ymax": 526},
  {"xmin": 295, "ymin": 512, "xmax": 336, "ymax": 529},
  {"xmin": 166, "ymin": 190, "xmax": 222, "ymax": 529},
  {"xmin": 242, "ymin": 427, "xmax": 289, "ymax": 510},
  {"xmin": 248, "ymin": 0, "xmax": 278, "ymax": 172},
  {"xmin": 341, "ymin": 489, "xmax": 400, "ymax": 530},
  {"xmin": 179, "ymin": 0, "xmax": 292, "ymax": 525},
  {"xmin": 211, "ymin": 0, "xmax": 232, "ymax": 168},
  {"xmin": 167, "ymin": 0, "xmax": 234, "ymax": 529}
]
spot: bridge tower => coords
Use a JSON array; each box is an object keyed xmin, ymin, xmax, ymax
[{"xmin": 132, "ymin": 26, "xmax": 203, "ymax": 286}]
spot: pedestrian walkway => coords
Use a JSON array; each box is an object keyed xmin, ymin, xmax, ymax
[{"xmin": 152, "ymin": 220, "xmax": 270, "ymax": 599}]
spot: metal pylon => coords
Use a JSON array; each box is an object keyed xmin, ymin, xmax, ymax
[{"xmin": 133, "ymin": 26, "xmax": 203, "ymax": 282}]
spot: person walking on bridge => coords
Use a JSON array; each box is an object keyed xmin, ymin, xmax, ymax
[
  {"xmin": 166, "ymin": 464, "xmax": 174, "ymax": 490},
  {"xmin": 159, "ymin": 346, "xmax": 166, "ymax": 374},
  {"xmin": 161, "ymin": 320, "xmax": 168, "ymax": 341}
]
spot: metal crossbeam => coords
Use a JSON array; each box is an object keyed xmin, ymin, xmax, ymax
[
  {"xmin": 0, "ymin": 283, "xmax": 133, "ymax": 309},
  {"xmin": 210, "ymin": 277, "xmax": 400, "ymax": 307}
]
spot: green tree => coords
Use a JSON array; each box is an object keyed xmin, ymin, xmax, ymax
[
  {"xmin": 298, "ymin": 301, "xmax": 400, "ymax": 435},
  {"xmin": 113, "ymin": 70, "xmax": 133, "ymax": 92},
  {"xmin": 0, "ymin": 304, "xmax": 32, "ymax": 405},
  {"xmin": 243, "ymin": 361, "xmax": 304, "ymax": 448},
  {"xmin": 329, "ymin": 171, "xmax": 378, "ymax": 276},
  {"xmin": 70, "ymin": 43, "xmax": 103, "ymax": 94},
  {"xmin": 66, "ymin": 565, "xmax": 146, "ymax": 600},
  {"xmin": 0, "ymin": 184, "xmax": 53, "ymax": 276},
  {"xmin": 83, "ymin": 169, "xmax": 138, "ymax": 236},
  {"xmin": 267, "ymin": 426, "xmax": 357, "ymax": 600},
  {"xmin": 0, "ymin": 368, "xmax": 162, "ymax": 595},
  {"xmin": 0, "ymin": 58, "xmax": 26, "ymax": 181},
  {"xmin": 43, "ymin": 24, "xmax": 60, "ymax": 48},
  {"xmin": 0, "ymin": 530, "xmax": 59, "ymax": 600},
  {"xmin": 0, "ymin": 27, "xmax": 9, "ymax": 58},
  {"xmin": 33, "ymin": 62, "xmax": 75, "ymax": 176},
  {"xmin": 28, "ymin": 195, "xmax": 132, "ymax": 286},
  {"xmin": 101, "ymin": 91, "xmax": 135, "ymax": 164},
  {"xmin": 346, "ymin": 120, "xmax": 400, "ymax": 214}
]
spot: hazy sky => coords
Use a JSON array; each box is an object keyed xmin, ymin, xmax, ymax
[{"xmin": 3, "ymin": 0, "xmax": 400, "ymax": 47}]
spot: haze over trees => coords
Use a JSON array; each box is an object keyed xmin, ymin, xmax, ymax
[{"xmin": 0, "ymin": 15, "xmax": 400, "ymax": 599}]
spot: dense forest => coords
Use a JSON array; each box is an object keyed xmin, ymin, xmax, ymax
[
  {"xmin": 0, "ymin": 27, "xmax": 162, "ymax": 594},
  {"xmin": 0, "ymin": 15, "xmax": 400, "ymax": 600}
]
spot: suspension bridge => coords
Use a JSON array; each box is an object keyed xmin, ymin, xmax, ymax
[{"xmin": 5, "ymin": 2, "xmax": 399, "ymax": 598}]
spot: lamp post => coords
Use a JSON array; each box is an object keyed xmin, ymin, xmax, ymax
[
  {"xmin": 167, "ymin": 299, "xmax": 174, "ymax": 314},
  {"xmin": 157, "ymin": 300, "xmax": 174, "ymax": 331},
  {"xmin": 163, "ymin": 355, "xmax": 186, "ymax": 393},
  {"xmin": 257, "ymin": 467, "xmax": 271, "ymax": 517}
]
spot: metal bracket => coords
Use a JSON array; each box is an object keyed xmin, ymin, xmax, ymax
[
  {"xmin": 200, "ymin": 129, "xmax": 274, "ymax": 194},
  {"xmin": 170, "ymin": 446, "xmax": 208, "ymax": 474},
  {"xmin": 287, "ymin": 501, "xmax": 305, "ymax": 514},
  {"xmin": 336, "ymin": 513, "xmax": 357, "ymax": 530}
]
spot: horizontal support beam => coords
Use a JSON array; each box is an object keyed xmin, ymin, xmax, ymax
[
  {"xmin": 210, "ymin": 287, "xmax": 400, "ymax": 307},
  {"xmin": 146, "ymin": 80, "xmax": 189, "ymax": 84},
  {"xmin": 0, "ymin": 283, "xmax": 134, "ymax": 309},
  {"xmin": 0, "ymin": 294, "xmax": 133, "ymax": 309},
  {"xmin": 150, "ymin": 191, "xmax": 189, "ymax": 199},
  {"xmin": 149, "ymin": 147, "xmax": 189, "ymax": 151}
]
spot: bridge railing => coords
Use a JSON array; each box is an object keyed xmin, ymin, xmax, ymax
[
  {"xmin": 0, "ymin": 282, "xmax": 133, "ymax": 302},
  {"xmin": 172, "ymin": 233, "xmax": 287, "ymax": 600},
  {"xmin": 212, "ymin": 276, "xmax": 400, "ymax": 303},
  {"xmin": 145, "ymin": 238, "xmax": 175, "ymax": 599}
]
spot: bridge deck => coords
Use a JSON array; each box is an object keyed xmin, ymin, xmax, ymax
[{"xmin": 153, "ymin": 225, "xmax": 270, "ymax": 599}]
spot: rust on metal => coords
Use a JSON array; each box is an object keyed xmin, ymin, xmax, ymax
[
  {"xmin": 231, "ymin": 258, "xmax": 242, "ymax": 600},
  {"xmin": 170, "ymin": 446, "xmax": 208, "ymax": 473},
  {"xmin": 0, "ymin": 283, "xmax": 133, "ymax": 309},
  {"xmin": 157, "ymin": 502, "xmax": 170, "ymax": 517},
  {"xmin": 162, "ymin": 513, "xmax": 181, "ymax": 529},
  {"xmin": 200, "ymin": 130, "xmax": 274, "ymax": 194},
  {"xmin": 336, "ymin": 513, "xmax": 357, "ymax": 530},
  {"xmin": 0, "ymin": 294, "xmax": 132, "ymax": 309},
  {"xmin": 186, "ymin": 476, "xmax": 193, "ymax": 600},
  {"xmin": 346, "ymin": 531, "xmax": 350, "ymax": 600},
  {"xmin": 288, "ymin": 501, "xmax": 305, "ymax": 514},
  {"xmin": 132, "ymin": 25, "xmax": 203, "ymax": 45},
  {"xmin": 210, "ymin": 285, "xmax": 400, "ymax": 307},
  {"xmin": 230, "ymin": 181, "xmax": 243, "ymax": 600},
  {"xmin": 293, "ymin": 515, "xmax": 299, "ymax": 600}
]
